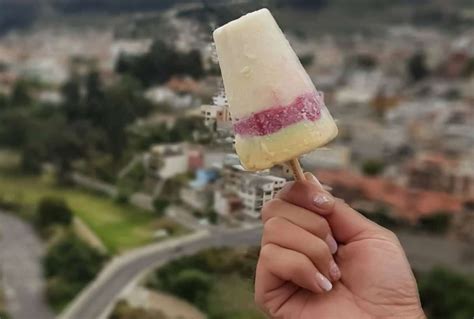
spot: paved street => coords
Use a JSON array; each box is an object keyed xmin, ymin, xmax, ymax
[
  {"xmin": 0, "ymin": 212, "xmax": 54, "ymax": 319},
  {"xmin": 61, "ymin": 228, "xmax": 262, "ymax": 319},
  {"xmin": 61, "ymin": 225, "xmax": 473, "ymax": 319}
]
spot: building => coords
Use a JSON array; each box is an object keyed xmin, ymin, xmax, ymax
[
  {"xmin": 238, "ymin": 174, "xmax": 286, "ymax": 218},
  {"xmin": 146, "ymin": 144, "xmax": 188, "ymax": 179},
  {"xmin": 406, "ymin": 152, "xmax": 474, "ymax": 200},
  {"xmin": 317, "ymin": 169, "xmax": 464, "ymax": 221}
]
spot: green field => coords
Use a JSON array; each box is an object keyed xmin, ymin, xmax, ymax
[
  {"xmin": 0, "ymin": 151, "xmax": 185, "ymax": 254},
  {"xmin": 207, "ymin": 274, "xmax": 264, "ymax": 319}
]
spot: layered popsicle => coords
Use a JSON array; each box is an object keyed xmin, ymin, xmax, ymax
[{"xmin": 213, "ymin": 8, "xmax": 338, "ymax": 171}]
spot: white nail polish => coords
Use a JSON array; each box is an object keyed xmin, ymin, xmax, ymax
[
  {"xmin": 329, "ymin": 261, "xmax": 341, "ymax": 281},
  {"xmin": 316, "ymin": 273, "xmax": 333, "ymax": 292},
  {"xmin": 325, "ymin": 234, "xmax": 338, "ymax": 254}
]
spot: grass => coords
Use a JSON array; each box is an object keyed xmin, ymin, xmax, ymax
[
  {"xmin": 0, "ymin": 151, "xmax": 186, "ymax": 254},
  {"xmin": 207, "ymin": 274, "xmax": 265, "ymax": 319}
]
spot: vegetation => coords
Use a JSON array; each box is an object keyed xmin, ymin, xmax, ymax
[
  {"xmin": 153, "ymin": 198, "xmax": 170, "ymax": 217},
  {"xmin": 361, "ymin": 159, "xmax": 385, "ymax": 176},
  {"xmin": 417, "ymin": 267, "xmax": 474, "ymax": 319},
  {"xmin": 0, "ymin": 171, "xmax": 184, "ymax": 253},
  {"xmin": 109, "ymin": 301, "xmax": 166, "ymax": 319},
  {"xmin": 0, "ymin": 281, "xmax": 10, "ymax": 319},
  {"xmin": 36, "ymin": 196, "xmax": 73, "ymax": 232},
  {"xmin": 147, "ymin": 248, "xmax": 263, "ymax": 319},
  {"xmin": 43, "ymin": 233, "xmax": 107, "ymax": 311},
  {"xmin": 359, "ymin": 208, "xmax": 407, "ymax": 230},
  {"xmin": 0, "ymin": 71, "xmax": 153, "ymax": 182},
  {"xmin": 117, "ymin": 40, "xmax": 204, "ymax": 87},
  {"xmin": 417, "ymin": 213, "xmax": 452, "ymax": 234}
]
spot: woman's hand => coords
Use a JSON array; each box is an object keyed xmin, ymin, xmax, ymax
[{"xmin": 255, "ymin": 173, "xmax": 425, "ymax": 319}]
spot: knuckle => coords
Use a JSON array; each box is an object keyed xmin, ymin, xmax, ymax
[
  {"xmin": 263, "ymin": 216, "xmax": 287, "ymax": 234},
  {"xmin": 310, "ymin": 240, "xmax": 331, "ymax": 262},
  {"xmin": 259, "ymin": 243, "xmax": 276, "ymax": 262},
  {"xmin": 313, "ymin": 218, "xmax": 330, "ymax": 237},
  {"xmin": 382, "ymin": 229, "xmax": 400, "ymax": 242},
  {"xmin": 261, "ymin": 199, "xmax": 283, "ymax": 221}
]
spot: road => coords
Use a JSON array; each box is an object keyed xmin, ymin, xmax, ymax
[
  {"xmin": 60, "ymin": 228, "xmax": 262, "ymax": 319},
  {"xmin": 61, "ymin": 223, "xmax": 474, "ymax": 319},
  {"xmin": 0, "ymin": 212, "xmax": 54, "ymax": 319}
]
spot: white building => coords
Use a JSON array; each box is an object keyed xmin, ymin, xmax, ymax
[
  {"xmin": 239, "ymin": 174, "xmax": 286, "ymax": 218},
  {"xmin": 146, "ymin": 144, "xmax": 188, "ymax": 179}
]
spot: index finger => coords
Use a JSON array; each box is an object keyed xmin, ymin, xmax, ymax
[{"xmin": 276, "ymin": 177, "xmax": 382, "ymax": 244}]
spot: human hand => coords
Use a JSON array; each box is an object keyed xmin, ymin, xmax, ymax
[{"xmin": 255, "ymin": 173, "xmax": 425, "ymax": 319}]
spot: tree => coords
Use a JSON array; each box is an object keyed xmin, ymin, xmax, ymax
[
  {"xmin": 165, "ymin": 269, "xmax": 213, "ymax": 308},
  {"xmin": 36, "ymin": 196, "xmax": 73, "ymax": 230},
  {"xmin": 10, "ymin": 80, "xmax": 32, "ymax": 107},
  {"xmin": 362, "ymin": 160, "xmax": 384, "ymax": 176},
  {"xmin": 417, "ymin": 268, "xmax": 474, "ymax": 319},
  {"xmin": 417, "ymin": 213, "xmax": 452, "ymax": 234},
  {"xmin": 110, "ymin": 301, "xmax": 166, "ymax": 319},
  {"xmin": 116, "ymin": 40, "xmax": 205, "ymax": 86},
  {"xmin": 408, "ymin": 52, "xmax": 429, "ymax": 82},
  {"xmin": 43, "ymin": 233, "xmax": 106, "ymax": 282},
  {"xmin": 153, "ymin": 198, "xmax": 170, "ymax": 217}
]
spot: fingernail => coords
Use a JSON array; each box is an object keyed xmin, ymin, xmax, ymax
[
  {"xmin": 322, "ymin": 184, "xmax": 333, "ymax": 192},
  {"xmin": 329, "ymin": 261, "xmax": 341, "ymax": 281},
  {"xmin": 313, "ymin": 193, "xmax": 334, "ymax": 210},
  {"xmin": 316, "ymin": 272, "xmax": 333, "ymax": 292},
  {"xmin": 325, "ymin": 234, "xmax": 338, "ymax": 254},
  {"xmin": 304, "ymin": 172, "xmax": 323, "ymax": 187}
]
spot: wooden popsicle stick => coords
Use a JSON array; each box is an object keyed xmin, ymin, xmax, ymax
[{"xmin": 288, "ymin": 158, "xmax": 305, "ymax": 181}]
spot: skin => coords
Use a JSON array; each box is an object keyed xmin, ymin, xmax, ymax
[{"xmin": 255, "ymin": 173, "xmax": 426, "ymax": 319}]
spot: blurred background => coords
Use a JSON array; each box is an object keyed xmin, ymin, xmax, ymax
[{"xmin": 0, "ymin": 1, "xmax": 473, "ymax": 319}]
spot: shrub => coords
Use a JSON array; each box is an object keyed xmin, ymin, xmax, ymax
[
  {"xmin": 43, "ymin": 233, "xmax": 106, "ymax": 282},
  {"xmin": 153, "ymin": 198, "xmax": 170, "ymax": 217},
  {"xmin": 36, "ymin": 197, "xmax": 73, "ymax": 230},
  {"xmin": 417, "ymin": 213, "xmax": 452, "ymax": 234},
  {"xmin": 362, "ymin": 160, "xmax": 384, "ymax": 176},
  {"xmin": 417, "ymin": 267, "xmax": 474, "ymax": 319},
  {"xmin": 43, "ymin": 233, "xmax": 107, "ymax": 310}
]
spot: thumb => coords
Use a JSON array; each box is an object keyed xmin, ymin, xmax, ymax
[{"xmin": 277, "ymin": 174, "xmax": 383, "ymax": 244}]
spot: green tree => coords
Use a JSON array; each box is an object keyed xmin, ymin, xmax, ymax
[
  {"xmin": 36, "ymin": 197, "xmax": 73, "ymax": 230},
  {"xmin": 10, "ymin": 79, "xmax": 32, "ymax": 106},
  {"xmin": 417, "ymin": 213, "xmax": 452, "ymax": 234},
  {"xmin": 153, "ymin": 198, "xmax": 170, "ymax": 217},
  {"xmin": 362, "ymin": 160, "xmax": 384, "ymax": 176},
  {"xmin": 110, "ymin": 301, "xmax": 166, "ymax": 319},
  {"xmin": 165, "ymin": 269, "xmax": 213, "ymax": 308},
  {"xmin": 417, "ymin": 268, "xmax": 474, "ymax": 319},
  {"xmin": 43, "ymin": 233, "xmax": 106, "ymax": 282}
]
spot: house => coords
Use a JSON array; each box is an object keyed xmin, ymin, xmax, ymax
[
  {"xmin": 146, "ymin": 144, "xmax": 188, "ymax": 179},
  {"xmin": 214, "ymin": 190, "xmax": 242, "ymax": 216},
  {"xmin": 406, "ymin": 152, "xmax": 474, "ymax": 200},
  {"xmin": 316, "ymin": 169, "xmax": 463, "ymax": 221},
  {"xmin": 238, "ymin": 174, "xmax": 285, "ymax": 218}
]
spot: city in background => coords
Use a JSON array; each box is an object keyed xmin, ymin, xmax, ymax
[{"xmin": 0, "ymin": 1, "xmax": 473, "ymax": 319}]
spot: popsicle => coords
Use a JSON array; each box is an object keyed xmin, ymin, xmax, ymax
[{"xmin": 213, "ymin": 8, "xmax": 338, "ymax": 173}]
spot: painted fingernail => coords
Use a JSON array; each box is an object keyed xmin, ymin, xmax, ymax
[
  {"xmin": 322, "ymin": 184, "xmax": 333, "ymax": 191},
  {"xmin": 325, "ymin": 234, "xmax": 338, "ymax": 254},
  {"xmin": 329, "ymin": 261, "xmax": 341, "ymax": 281},
  {"xmin": 313, "ymin": 193, "xmax": 334, "ymax": 210},
  {"xmin": 316, "ymin": 272, "xmax": 333, "ymax": 292}
]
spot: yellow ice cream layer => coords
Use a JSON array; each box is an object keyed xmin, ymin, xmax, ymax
[{"xmin": 235, "ymin": 112, "xmax": 338, "ymax": 171}]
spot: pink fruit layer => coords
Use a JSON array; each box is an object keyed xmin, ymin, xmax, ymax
[{"xmin": 233, "ymin": 92, "xmax": 324, "ymax": 137}]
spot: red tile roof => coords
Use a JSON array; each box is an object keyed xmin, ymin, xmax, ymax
[{"xmin": 316, "ymin": 170, "xmax": 463, "ymax": 221}]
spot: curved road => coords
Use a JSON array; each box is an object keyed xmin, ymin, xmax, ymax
[
  {"xmin": 0, "ymin": 212, "xmax": 54, "ymax": 319},
  {"xmin": 61, "ymin": 227, "xmax": 262, "ymax": 319},
  {"xmin": 61, "ymin": 225, "xmax": 474, "ymax": 319}
]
